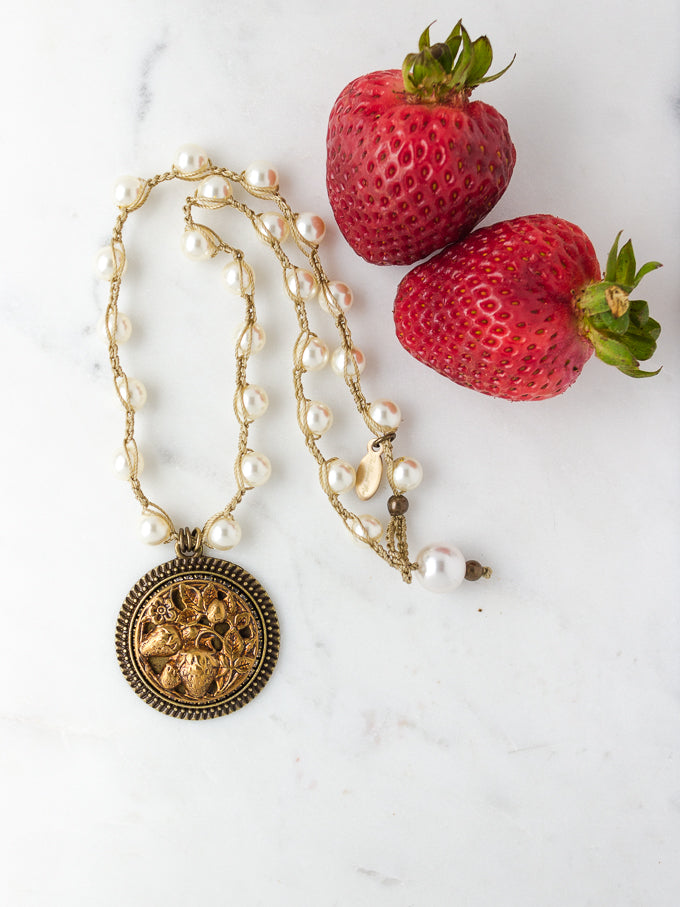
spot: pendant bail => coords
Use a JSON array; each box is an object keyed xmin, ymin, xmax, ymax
[{"xmin": 175, "ymin": 527, "xmax": 203, "ymax": 558}]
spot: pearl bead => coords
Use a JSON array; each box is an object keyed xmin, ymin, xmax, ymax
[
  {"xmin": 140, "ymin": 511, "xmax": 171, "ymax": 545},
  {"xmin": 223, "ymin": 259, "xmax": 254, "ymax": 294},
  {"xmin": 94, "ymin": 244, "xmax": 125, "ymax": 280},
  {"xmin": 258, "ymin": 212, "xmax": 289, "ymax": 243},
  {"xmin": 244, "ymin": 160, "xmax": 279, "ymax": 189},
  {"xmin": 306, "ymin": 401, "xmax": 333, "ymax": 436},
  {"xmin": 206, "ymin": 517, "xmax": 242, "ymax": 550},
  {"xmin": 116, "ymin": 376, "xmax": 148, "ymax": 411},
  {"xmin": 181, "ymin": 229, "xmax": 213, "ymax": 260},
  {"xmin": 369, "ymin": 399, "xmax": 402, "ymax": 430},
  {"xmin": 241, "ymin": 452, "xmax": 271, "ymax": 486},
  {"xmin": 113, "ymin": 175, "xmax": 143, "ymax": 208},
  {"xmin": 330, "ymin": 345, "xmax": 366, "ymax": 377},
  {"xmin": 113, "ymin": 447, "xmax": 144, "ymax": 479},
  {"xmin": 286, "ymin": 268, "xmax": 317, "ymax": 300},
  {"xmin": 415, "ymin": 543, "xmax": 466, "ymax": 593},
  {"xmin": 326, "ymin": 459, "xmax": 356, "ymax": 493},
  {"xmin": 393, "ymin": 457, "xmax": 423, "ymax": 492},
  {"xmin": 295, "ymin": 212, "xmax": 326, "ymax": 244},
  {"xmin": 100, "ymin": 311, "xmax": 132, "ymax": 343},
  {"xmin": 242, "ymin": 384, "xmax": 269, "ymax": 419},
  {"xmin": 236, "ymin": 322, "xmax": 266, "ymax": 354},
  {"xmin": 197, "ymin": 174, "xmax": 232, "ymax": 204},
  {"xmin": 350, "ymin": 514, "xmax": 383, "ymax": 541},
  {"xmin": 320, "ymin": 280, "xmax": 354, "ymax": 314},
  {"xmin": 301, "ymin": 336, "xmax": 329, "ymax": 371},
  {"xmin": 174, "ymin": 144, "xmax": 209, "ymax": 175}
]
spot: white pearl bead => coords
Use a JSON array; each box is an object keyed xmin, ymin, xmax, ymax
[
  {"xmin": 116, "ymin": 376, "xmax": 148, "ymax": 411},
  {"xmin": 393, "ymin": 457, "xmax": 423, "ymax": 492},
  {"xmin": 306, "ymin": 401, "xmax": 333, "ymax": 436},
  {"xmin": 369, "ymin": 399, "xmax": 402, "ymax": 430},
  {"xmin": 295, "ymin": 212, "xmax": 326, "ymax": 244},
  {"xmin": 223, "ymin": 259, "xmax": 254, "ymax": 294},
  {"xmin": 258, "ymin": 212, "xmax": 289, "ymax": 243},
  {"xmin": 286, "ymin": 268, "xmax": 317, "ymax": 300},
  {"xmin": 236, "ymin": 322, "xmax": 266, "ymax": 354},
  {"xmin": 241, "ymin": 452, "xmax": 271, "ymax": 486},
  {"xmin": 175, "ymin": 144, "xmax": 209, "ymax": 175},
  {"xmin": 350, "ymin": 514, "xmax": 383, "ymax": 541},
  {"xmin": 113, "ymin": 447, "xmax": 144, "ymax": 479},
  {"xmin": 242, "ymin": 384, "xmax": 269, "ymax": 419},
  {"xmin": 330, "ymin": 345, "xmax": 366, "ymax": 377},
  {"xmin": 416, "ymin": 543, "xmax": 466, "ymax": 593},
  {"xmin": 320, "ymin": 280, "xmax": 354, "ymax": 314},
  {"xmin": 99, "ymin": 311, "xmax": 132, "ymax": 343},
  {"xmin": 244, "ymin": 161, "xmax": 279, "ymax": 189},
  {"xmin": 197, "ymin": 174, "xmax": 232, "ymax": 204},
  {"xmin": 113, "ymin": 175, "xmax": 143, "ymax": 208},
  {"xmin": 206, "ymin": 517, "xmax": 242, "ymax": 550},
  {"xmin": 140, "ymin": 511, "xmax": 171, "ymax": 545},
  {"xmin": 326, "ymin": 459, "xmax": 356, "ymax": 493},
  {"xmin": 94, "ymin": 244, "xmax": 125, "ymax": 280},
  {"xmin": 301, "ymin": 336, "xmax": 329, "ymax": 371},
  {"xmin": 181, "ymin": 229, "xmax": 213, "ymax": 260}
]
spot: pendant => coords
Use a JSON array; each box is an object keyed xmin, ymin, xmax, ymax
[{"xmin": 116, "ymin": 554, "xmax": 279, "ymax": 719}]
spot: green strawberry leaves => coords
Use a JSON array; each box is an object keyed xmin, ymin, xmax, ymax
[
  {"xmin": 403, "ymin": 21, "xmax": 514, "ymax": 102},
  {"xmin": 577, "ymin": 234, "xmax": 662, "ymax": 379},
  {"xmin": 603, "ymin": 231, "xmax": 662, "ymax": 289}
]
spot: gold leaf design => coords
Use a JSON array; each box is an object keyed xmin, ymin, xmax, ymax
[
  {"xmin": 225, "ymin": 591, "xmax": 240, "ymax": 615},
  {"xmin": 179, "ymin": 584, "xmax": 204, "ymax": 611},
  {"xmin": 139, "ymin": 624, "xmax": 182, "ymax": 657},
  {"xmin": 202, "ymin": 583, "xmax": 218, "ymax": 608},
  {"xmin": 243, "ymin": 639, "xmax": 258, "ymax": 657},
  {"xmin": 177, "ymin": 607, "xmax": 202, "ymax": 626},
  {"xmin": 234, "ymin": 612, "xmax": 254, "ymax": 631},
  {"xmin": 224, "ymin": 628, "xmax": 246, "ymax": 657},
  {"xmin": 233, "ymin": 657, "xmax": 256, "ymax": 676}
]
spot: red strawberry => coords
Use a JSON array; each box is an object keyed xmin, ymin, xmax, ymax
[
  {"xmin": 326, "ymin": 22, "xmax": 516, "ymax": 266},
  {"xmin": 393, "ymin": 214, "xmax": 662, "ymax": 401}
]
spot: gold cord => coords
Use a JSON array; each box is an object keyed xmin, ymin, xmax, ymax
[{"xmin": 104, "ymin": 160, "xmax": 419, "ymax": 583}]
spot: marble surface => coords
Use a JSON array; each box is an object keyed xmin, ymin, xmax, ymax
[{"xmin": 1, "ymin": 1, "xmax": 679, "ymax": 904}]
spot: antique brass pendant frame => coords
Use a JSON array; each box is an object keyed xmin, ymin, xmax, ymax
[{"xmin": 116, "ymin": 555, "xmax": 279, "ymax": 719}]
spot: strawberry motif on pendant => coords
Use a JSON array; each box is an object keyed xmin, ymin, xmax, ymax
[{"xmin": 116, "ymin": 556, "xmax": 279, "ymax": 719}]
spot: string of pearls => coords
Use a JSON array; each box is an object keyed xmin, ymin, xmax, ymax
[{"xmin": 96, "ymin": 144, "xmax": 489, "ymax": 593}]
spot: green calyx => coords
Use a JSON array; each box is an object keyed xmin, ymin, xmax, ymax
[
  {"xmin": 576, "ymin": 233, "xmax": 662, "ymax": 379},
  {"xmin": 402, "ymin": 20, "xmax": 514, "ymax": 103}
]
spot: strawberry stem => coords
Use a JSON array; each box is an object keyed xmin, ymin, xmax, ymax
[
  {"xmin": 575, "ymin": 234, "xmax": 662, "ymax": 379},
  {"xmin": 402, "ymin": 21, "xmax": 514, "ymax": 103}
]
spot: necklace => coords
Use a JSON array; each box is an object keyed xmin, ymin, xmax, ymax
[{"xmin": 96, "ymin": 143, "xmax": 491, "ymax": 720}]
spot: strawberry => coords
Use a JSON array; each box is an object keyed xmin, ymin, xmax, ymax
[
  {"xmin": 326, "ymin": 22, "xmax": 516, "ymax": 266},
  {"xmin": 393, "ymin": 215, "xmax": 661, "ymax": 401}
]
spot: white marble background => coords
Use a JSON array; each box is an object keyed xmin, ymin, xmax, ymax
[{"xmin": 1, "ymin": 0, "xmax": 678, "ymax": 904}]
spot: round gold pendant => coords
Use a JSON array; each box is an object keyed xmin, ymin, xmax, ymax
[{"xmin": 116, "ymin": 555, "xmax": 279, "ymax": 719}]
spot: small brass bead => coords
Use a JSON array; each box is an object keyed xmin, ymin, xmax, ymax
[
  {"xmin": 465, "ymin": 560, "xmax": 485, "ymax": 581},
  {"xmin": 387, "ymin": 494, "xmax": 409, "ymax": 516}
]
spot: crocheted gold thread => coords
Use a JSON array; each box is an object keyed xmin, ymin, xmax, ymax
[{"xmin": 104, "ymin": 159, "xmax": 418, "ymax": 583}]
